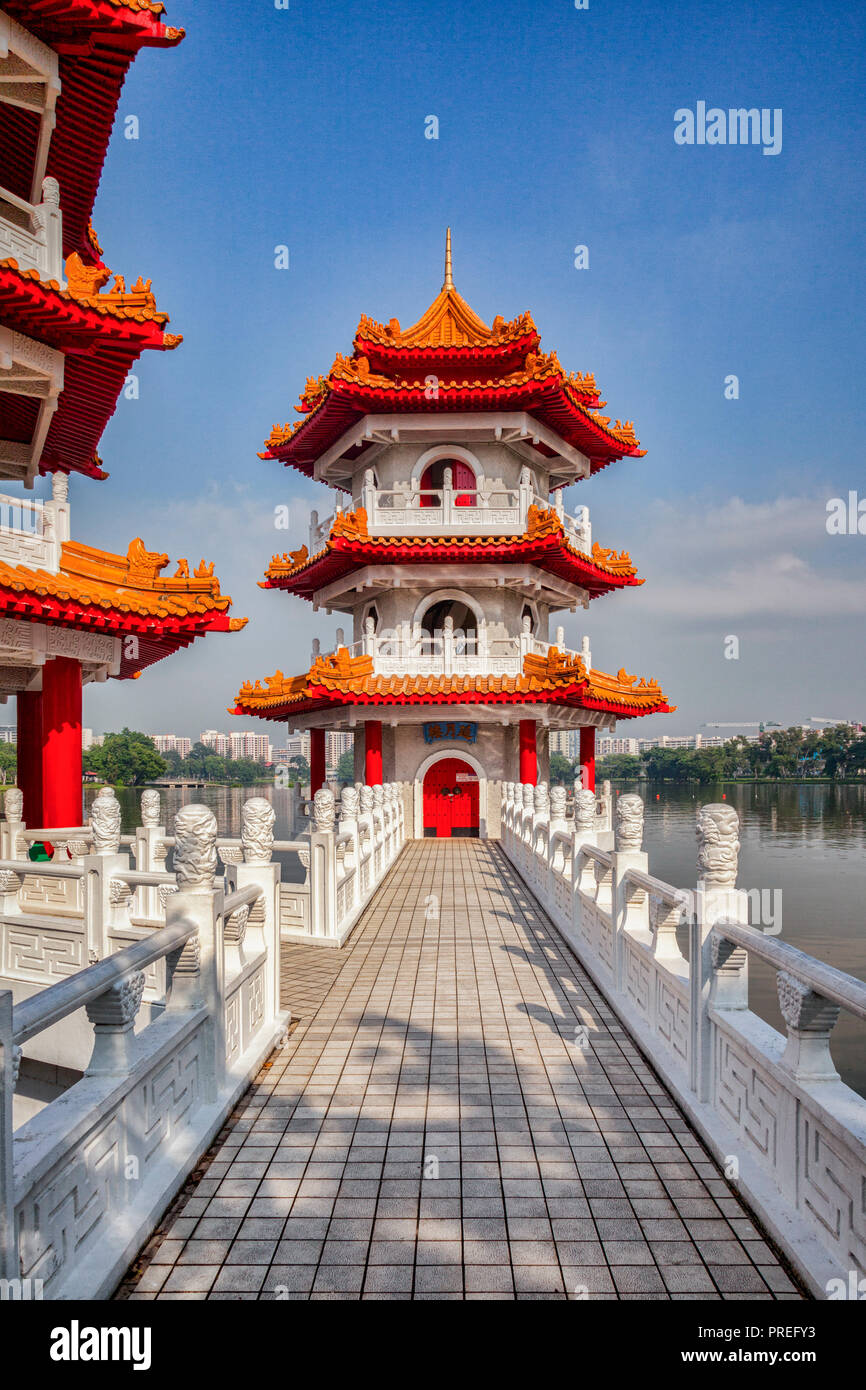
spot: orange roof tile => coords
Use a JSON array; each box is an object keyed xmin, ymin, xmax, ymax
[
  {"xmin": 261, "ymin": 504, "xmax": 640, "ymax": 589},
  {"xmin": 0, "ymin": 537, "xmax": 247, "ymax": 626},
  {"xmin": 231, "ymin": 645, "xmax": 673, "ymax": 719}
]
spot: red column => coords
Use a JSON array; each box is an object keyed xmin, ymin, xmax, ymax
[
  {"xmin": 580, "ymin": 726, "xmax": 596, "ymax": 793},
  {"xmin": 365, "ymin": 720, "xmax": 382, "ymax": 786},
  {"xmin": 519, "ymin": 719, "xmax": 537, "ymax": 785},
  {"xmin": 41, "ymin": 656, "xmax": 82, "ymax": 828},
  {"xmin": 310, "ymin": 728, "xmax": 326, "ymax": 795},
  {"xmin": 16, "ymin": 690, "xmax": 44, "ymax": 827}
]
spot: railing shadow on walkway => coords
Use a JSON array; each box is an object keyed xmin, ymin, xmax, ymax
[{"xmin": 116, "ymin": 841, "xmax": 806, "ymax": 1302}]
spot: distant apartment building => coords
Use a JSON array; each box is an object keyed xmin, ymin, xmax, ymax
[
  {"xmin": 326, "ymin": 730, "xmax": 353, "ymax": 769},
  {"xmin": 229, "ymin": 731, "xmax": 272, "ymax": 762},
  {"xmin": 0, "ymin": 726, "xmax": 16, "ymax": 745},
  {"xmin": 598, "ymin": 736, "xmax": 640, "ymax": 757},
  {"xmin": 201, "ymin": 729, "xmax": 231, "ymax": 756},
  {"xmin": 153, "ymin": 734, "xmax": 192, "ymax": 758},
  {"xmin": 285, "ymin": 731, "xmax": 311, "ymax": 761},
  {"xmin": 549, "ymin": 730, "xmax": 579, "ymax": 759}
]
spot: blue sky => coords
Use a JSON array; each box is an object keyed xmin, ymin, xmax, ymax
[{"xmin": 14, "ymin": 0, "xmax": 866, "ymax": 740}]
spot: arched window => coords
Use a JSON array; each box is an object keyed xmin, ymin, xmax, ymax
[
  {"xmin": 421, "ymin": 598, "xmax": 478, "ymax": 655},
  {"xmin": 521, "ymin": 603, "xmax": 537, "ymax": 634},
  {"xmin": 420, "ymin": 457, "xmax": 476, "ymax": 508}
]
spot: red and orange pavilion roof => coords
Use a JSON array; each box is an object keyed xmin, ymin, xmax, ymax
[
  {"xmin": 230, "ymin": 646, "xmax": 674, "ymax": 724},
  {"xmin": 0, "ymin": 536, "xmax": 247, "ymax": 678},
  {"xmin": 0, "ymin": 237, "xmax": 181, "ymax": 478},
  {"xmin": 0, "ymin": 0, "xmax": 184, "ymax": 262},
  {"xmin": 260, "ymin": 232, "xmax": 645, "ymax": 482},
  {"xmin": 261, "ymin": 503, "xmax": 643, "ymax": 603}
]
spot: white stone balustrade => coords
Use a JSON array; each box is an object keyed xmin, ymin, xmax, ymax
[
  {"xmin": 0, "ymin": 799, "xmax": 288, "ymax": 1298},
  {"xmin": 0, "ymin": 472, "xmax": 70, "ymax": 572},
  {"xmin": 313, "ymin": 622, "xmax": 589, "ymax": 681},
  {"xmin": 307, "ymin": 467, "xmax": 591, "ymax": 547},
  {"xmin": 0, "ymin": 175, "xmax": 64, "ymax": 286},
  {"xmin": 500, "ymin": 789, "xmax": 866, "ymax": 1296}
]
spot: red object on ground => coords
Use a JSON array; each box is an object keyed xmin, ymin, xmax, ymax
[
  {"xmin": 40, "ymin": 656, "xmax": 82, "ymax": 828},
  {"xmin": 580, "ymin": 726, "xmax": 596, "ymax": 793},
  {"xmin": 365, "ymin": 720, "xmax": 382, "ymax": 786}
]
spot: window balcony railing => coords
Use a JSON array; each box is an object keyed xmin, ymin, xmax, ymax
[
  {"xmin": 309, "ymin": 467, "xmax": 591, "ymax": 552},
  {"xmin": 0, "ymin": 479, "xmax": 69, "ymax": 572},
  {"xmin": 0, "ymin": 178, "xmax": 64, "ymax": 286},
  {"xmin": 311, "ymin": 623, "xmax": 592, "ymax": 681}
]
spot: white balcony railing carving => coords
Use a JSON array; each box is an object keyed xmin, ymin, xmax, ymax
[
  {"xmin": 0, "ymin": 177, "xmax": 64, "ymax": 286},
  {"xmin": 311, "ymin": 623, "xmax": 592, "ymax": 680},
  {"xmin": 309, "ymin": 467, "xmax": 591, "ymax": 549}
]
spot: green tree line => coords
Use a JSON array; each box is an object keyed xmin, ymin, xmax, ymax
[{"xmin": 587, "ymin": 724, "xmax": 866, "ymax": 784}]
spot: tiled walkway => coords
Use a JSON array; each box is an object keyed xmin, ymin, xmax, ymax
[{"xmin": 123, "ymin": 841, "xmax": 804, "ymax": 1300}]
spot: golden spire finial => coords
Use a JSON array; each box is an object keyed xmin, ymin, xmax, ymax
[{"xmin": 443, "ymin": 227, "xmax": 453, "ymax": 291}]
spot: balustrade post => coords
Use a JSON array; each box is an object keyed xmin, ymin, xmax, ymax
[
  {"xmin": 776, "ymin": 973, "xmax": 841, "ymax": 1082},
  {"xmin": 83, "ymin": 787, "xmax": 128, "ymax": 962},
  {"xmin": 547, "ymin": 786, "xmax": 569, "ymax": 911},
  {"xmin": 443, "ymin": 615, "xmax": 454, "ymax": 678},
  {"xmin": 0, "ymin": 990, "xmax": 17, "ymax": 1280},
  {"xmin": 0, "ymin": 787, "xmax": 24, "ymax": 861},
  {"xmin": 532, "ymin": 782, "xmax": 550, "ymax": 895},
  {"xmin": 518, "ymin": 466, "xmax": 533, "ymax": 528},
  {"xmin": 691, "ymin": 804, "xmax": 746, "ymax": 1100},
  {"xmin": 84, "ymin": 971, "xmax": 145, "ymax": 1076},
  {"xmin": 234, "ymin": 798, "xmax": 279, "ymax": 1026},
  {"xmin": 309, "ymin": 789, "xmax": 337, "ymax": 937},
  {"xmin": 362, "ymin": 468, "xmax": 377, "ymax": 519},
  {"xmin": 443, "ymin": 466, "xmax": 453, "ymax": 527},
  {"xmin": 571, "ymin": 786, "xmax": 601, "ymax": 937},
  {"xmin": 133, "ymin": 789, "xmax": 165, "ymax": 920},
  {"xmin": 165, "ymin": 804, "xmax": 225, "ymax": 1102},
  {"xmin": 338, "ymin": 786, "xmax": 360, "ymax": 915},
  {"xmin": 612, "ymin": 795, "xmax": 648, "ymax": 992}
]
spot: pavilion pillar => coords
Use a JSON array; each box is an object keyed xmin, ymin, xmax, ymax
[
  {"xmin": 580, "ymin": 726, "xmax": 596, "ymax": 793},
  {"xmin": 41, "ymin": 656, "xmax": 82, "ymax": 829},
  {"xmin": 364, "ymin": 720, "xmax": 382, "ymax": 786},
  {"xmin": 310, "ymin": 728, "xmax": 326, "ymax": 795},
  {"xmin": 16, "ymin": 690, "xmax": 44, "ymax": 827},
  {"xmin": 519, "ymin": 719, "xmax": 537, "ymax": 785}
]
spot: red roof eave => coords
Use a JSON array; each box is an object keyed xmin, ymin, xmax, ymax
[
  {"xmin": 262, "ymin": 534, "xmax": 643, "ymax": 601},
  {"xmin": 263, "ymin": 378, "xmax": 644, "ymax": 481}
]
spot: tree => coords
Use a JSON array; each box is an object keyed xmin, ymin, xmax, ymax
[
  {"xmin": 84, "ymin": 728, "xmax": 166, "ymax": 786},
  {"xmin": 336, "ymin": 750, "xmax": 355, "ymax": 784},
  {"xmin": 0, "ymin": 742, "xmax": 16, "ymax": 785},
  {"xmin": 288, "ymin": 755, "xmax": 310, "ymax": 785},
  {"xmin": 597, "ymin": 753, "xmax": 643, "ymax": 779},
  {"xmin": 549, "ymin": 752, "xmax": 576, "ymax": 786}
]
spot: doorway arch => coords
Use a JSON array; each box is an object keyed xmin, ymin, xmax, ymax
[{"xmin": 415, "ymin": 748, "xmax": 487, "ymax": 839}]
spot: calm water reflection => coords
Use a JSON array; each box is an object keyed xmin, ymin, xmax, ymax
[{"xmin": 88, "ymin": 781, "xmax": 866, "ymax": 1096}]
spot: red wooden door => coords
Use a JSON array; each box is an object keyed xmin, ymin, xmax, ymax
[
  {"xmin": 423, "ymin": 758, "xmax": 480, "ymax": 837},
  {"xmin": 452, "ymin": 460, "xmax": 476, "ymax": 507},
  {"xmin": 419, "ymin": 461, "xmax": 476, "ymax": 508}
]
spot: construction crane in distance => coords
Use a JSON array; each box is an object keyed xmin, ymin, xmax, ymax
[{"xmin": 702, "ymin": 721, "xmax": 782, "ymax": 731}]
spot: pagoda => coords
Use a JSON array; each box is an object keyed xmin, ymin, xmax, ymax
[
  {"xmin": 231, "ymin": 232, "xmax": 673, "ymax": 837},
  {"xmin": 0, "ymin": 0, "xmax": 245, "ymax": 828}
]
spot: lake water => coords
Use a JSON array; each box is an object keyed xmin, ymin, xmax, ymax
[{"xmin": 90, "ymin": 781, "xmax": 866, "ymax": 1096}]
